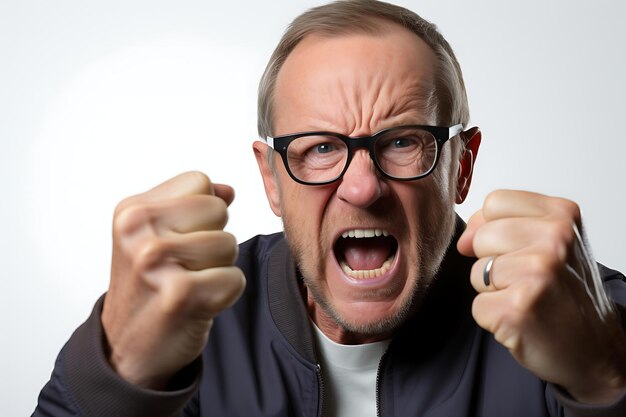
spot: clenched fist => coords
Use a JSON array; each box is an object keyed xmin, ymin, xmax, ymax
[
  {"xmin": 458, "ymin": 190, "xmax": 626, "ymax": 404},
  {"xmin": 101, "ymin": 172, "xmax": 246, "ymax": 389}
]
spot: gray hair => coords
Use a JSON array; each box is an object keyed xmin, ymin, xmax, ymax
[{"xmin": 257, "ymin": 0, "xmax": 470, "ymax": 162}]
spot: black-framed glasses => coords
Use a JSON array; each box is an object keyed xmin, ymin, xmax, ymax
[{"xmin": 267, "ymin": 124, "xmax": 463, "ymax": 185}]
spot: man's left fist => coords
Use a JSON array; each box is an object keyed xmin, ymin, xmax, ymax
[{"xmin": 457, "ymin": 190, "xmax": 626, "ymax": 404}]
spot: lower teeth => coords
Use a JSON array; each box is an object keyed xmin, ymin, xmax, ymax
[{"xmin": 340, "ymin": 257, "xmax": 393, "ymax": 279}]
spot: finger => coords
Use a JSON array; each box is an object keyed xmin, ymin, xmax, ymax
[
  {"xmin": 117, "ymin": 172, "xmax": 217, "ymax": 213},
  {"xmin": 470, "ymin": 252, "xmax": 552, "ymax": 293},
  {"xmin": 482, "ymin": 190, "xmax": 581, "ymax": 226},
  {"xmin": 189, "ymin": 266, "xmax": 246, "ymax": 316},
  {"xmin": 470, "ymin": 256, "xmax": 499, "ymax": 293},
  {"xmin": 471, "ymin": 217, "xmax": 574, "ymax": 260},
  {"xmin": 457, "ymin": 209, "xmax": 486, "ymax": 257},
  {"xmin": 150, "ymin": 195, "xmax": 230, "ymax": 233},
  {"xmin": 142, "ymin": 231, "xmax": 238, "ymax": 272},
  {"xmin": 113, "ymin": 195, "xmax": 230, "ymax": 241},
  {"xmin": 142, "ymin": 171, "xmax": 215, "ymax": 201},
  {"xmin": 171, "ymin": 231, "xmax": 238, "ymax": 271},
  {"xmin": 160, "ymin": 266, "xmax": 246, "ymax": 318},
  {"xmin": 458, "ymin": 190, "xmax": 581, "ymax": 258},
  {"xmin": 471, "ymin": 290, "xmax": 521, "ymax": 351}
]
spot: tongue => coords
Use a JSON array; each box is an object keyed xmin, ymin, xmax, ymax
[{"xmin": 341, "ymin": 237, "xmax": 394, "ymax": 271}]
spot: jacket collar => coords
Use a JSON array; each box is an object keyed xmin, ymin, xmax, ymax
[{"xmin": 267, "ymin": 236, "xmax": 318, "ymax": 362}]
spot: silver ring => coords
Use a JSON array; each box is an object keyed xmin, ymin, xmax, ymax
[{"xmin": 483, "ymin": 256, "xmax": 495, "ymax": 287}]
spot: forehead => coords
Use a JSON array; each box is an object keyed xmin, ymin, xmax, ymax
[{"xmin": 273, "ymin": 24, "xmax": 437, "ymax": 135}]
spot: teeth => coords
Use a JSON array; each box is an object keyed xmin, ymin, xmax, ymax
[
  {"xmin": 341, "ymin": 229, "xmax": 390, "ymax": 239},
  {"xmin": 340, "ymin": 257, "xmax": 394, "ymax": 279}
]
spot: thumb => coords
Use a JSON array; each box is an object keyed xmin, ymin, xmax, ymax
[{"xmin": 214, "ymin": 183, "xmax": 235, "ymax": 206}]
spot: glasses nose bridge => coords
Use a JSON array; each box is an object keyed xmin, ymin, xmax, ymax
[
  {"xmin": 344, "ymin": 134, "xmax": 377, "ymax": 160},
  {"xmin": 342, "ymin": 134, "xmax": 380, "ymax": 175}
]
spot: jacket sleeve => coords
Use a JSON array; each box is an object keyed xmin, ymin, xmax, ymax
[
  {"xmin": 545, "ymin": 265, "xmax": 626, "ymax": 417},
  {"xmin": 32, "ymin": 295, "xmax": 202, "ymax": 417}
]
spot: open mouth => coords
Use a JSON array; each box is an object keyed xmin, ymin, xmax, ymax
[{"xmin": 333, "ymin": 229, "xmax": 398, "ymax": 279}]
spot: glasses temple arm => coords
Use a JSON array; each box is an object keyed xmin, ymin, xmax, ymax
[{"xmin": 449, "ymin": 123, "xmax": 464, "ymax": 139}]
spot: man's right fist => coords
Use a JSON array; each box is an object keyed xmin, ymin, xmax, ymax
[{"xmin": 101, "ymin": 172, "xmax": 246, "ymax": 389}]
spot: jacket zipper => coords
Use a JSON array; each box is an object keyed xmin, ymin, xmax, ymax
[
  {"xmin": 376, "ymin": 350, "xmax": 389, "ymax": 417},
  {"xmin": 317, "ymin": 349, "xmax": 388, "ymax": 417},
  {"xmin": 316, "ymin": 363, "xmax": 325, "ymax": 417}
]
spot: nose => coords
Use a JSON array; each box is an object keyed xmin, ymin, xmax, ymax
[{"xmin": 336, "ymin": 149, "xmax": 388, "ymax": 208}]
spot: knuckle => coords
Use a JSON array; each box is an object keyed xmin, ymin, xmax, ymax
[
  {"xmin": 508, "ymin": 266, "xmax": 554, "ymax": 317},
  {"xmin": 544, "ymin": 220, "xmax": 576, "ymax": 260},
  {"xmin": 208, "ymin": 196, "xmax": 229, "ymax": 228},
  {"xmin": 160, "ymin": 273, "xmax": 196, "ymax": 315},
  {"xmin": 508, "ymin": 288, "xmax": 530, "ymax": 314},
  {"xmin": 508, "ymin": 279, "xmax": 545, "ymax": 319},
  {"xmin": 133, "ymin": 238, "xmax": 169, "ymax": 273},
  {"xmin": 471, "ymin": 226, "xmax": 489, "ymax": 254},
  {"xmin": 482, "ymin": 190, "xmax": 503, "ymax": 216},
  {"xmin": 471, "ymin": 260, "xmax": 484, "ymax": 282},
  {"xmin": 526, "ymin": 253, "xmax": 560, "ymax": 279},
  {"xmin": 551, "ymin": 197, "xmax": 582, "ymax": 224},
  {"xmin": 215, "ymin": 232, "xmax": 238, "ymax": 263},
  {"xmin": 187, "ymin": 171, "xmax": 213, "ymax": 194},
  {"xmin": 523, "ymin": 255, "xmax": 561, "ymax": 298},
  {"xmin": 113, "ymin": 196, "xmax": 135, "ymax": 218},
  {"xmin": 204, "ymin": 267, "xmax": 246, "ymax": 313},
  {"xmin": 494, "ymin": 317, "xmax": 521, "ymax": 351},
  {"xmin": 163, "ymin": 267, "xmax": 246, "ymax": 318},
  {"xmin": 113, "ymin": 203, "xmax": 152, "ymax": 238}
]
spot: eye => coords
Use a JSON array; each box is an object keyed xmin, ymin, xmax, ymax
[
  {"xmin": 392, "ymin": 137, "xmax": 413, "ymax": 148},
  {"xmin": 380, "ymin": 135, "xmax": 420, "ymax": 152},
  {"xmin": 314, "ymin": 143, "xmax": 336, "ymax": 154}
]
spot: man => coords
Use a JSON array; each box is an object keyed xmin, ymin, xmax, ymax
[{"xmin": 34, "ymin": 1, "xmax": 626, "ymax": 416}]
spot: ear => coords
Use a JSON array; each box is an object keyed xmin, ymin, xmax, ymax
[
  {"xmin": 253, "ymin": 141, "xmax": 282, "ymax": 217},
  {"xmin": 455, "ymin": 127, "xmax": 481, "ymax": 204}
]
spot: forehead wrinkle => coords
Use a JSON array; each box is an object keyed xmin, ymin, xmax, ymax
[
  {"xmin": 304, "ymin": 72, "xmax": 366, "ymax": 134},
  {"xmin": 315, "ymin": 71, "xmax": 433, "ymax": 135},
  {"xmin": 371, "ymin": 75, "xmax": 435, "ymax": 129}
]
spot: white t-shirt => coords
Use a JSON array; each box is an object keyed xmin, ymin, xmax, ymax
[{"xmin": 311, "ymin": 321, "xmax": 391, "ymax": 417}]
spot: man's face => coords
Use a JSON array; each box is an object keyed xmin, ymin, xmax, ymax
[{"xmin": 255, "ymin": 25, "xmax": 462, "ymax": 342}]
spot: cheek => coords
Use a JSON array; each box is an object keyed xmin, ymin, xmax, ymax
[
  {"xmin": 280, "ymin": 185, "xmax": 339, "ymax": 283},
  {"xmin": 395, "ymin": 179, "xmax": 444, "ymax": 224},
  {"xmin": 395, "ymin": 177, "xmax": 455, "ymax": 253},
  {"xmin": 279, "ymin": 182, "xmax": 335, "ymax": 244}
]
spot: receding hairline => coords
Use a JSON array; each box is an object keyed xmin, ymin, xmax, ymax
[
  {"xmin": 273, "ymin": 22, "xmax": 439, "ymax": 130},
  {"xmin": 289, "ymin": 14, "xmax": 414, "ymax": 38},
  {"xmin": 283, "ymin": 17, "xmax": 436, "ymax": 57}
]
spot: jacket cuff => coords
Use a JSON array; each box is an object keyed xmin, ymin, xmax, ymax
[
  {"xmin": 62, "ymin": 295, "xmax": 201, "ymax": 417},
  {"xmin": 549, "ymin": 383, "xmax": 626, "ymax": 417}
]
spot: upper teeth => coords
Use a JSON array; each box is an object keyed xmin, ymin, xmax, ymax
[{"xmin": 341, "ymin": 229, "xmax": 389, "ymax": 238}]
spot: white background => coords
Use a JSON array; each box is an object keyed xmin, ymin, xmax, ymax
[{"xmin": 1, "ymin": 1, "xmax": 624, "ymax": 415}]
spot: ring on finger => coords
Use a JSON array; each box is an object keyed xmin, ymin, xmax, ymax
[{"xmin": 483, "ymin": 256, "xmax": 496, "ymax": 288}]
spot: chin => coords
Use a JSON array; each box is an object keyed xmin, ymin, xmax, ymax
[
  {"xmin": 330, "ymin": 296, "xmax": 422, "ymax": 336},
  {"xmin": 300, "ymin": 244, "xmax": 428, "ymax": 337}
]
